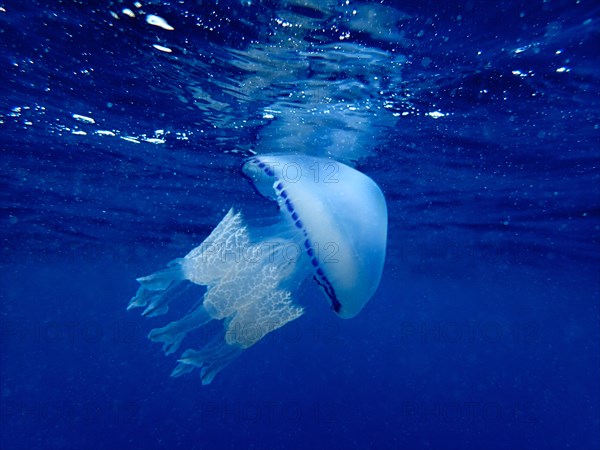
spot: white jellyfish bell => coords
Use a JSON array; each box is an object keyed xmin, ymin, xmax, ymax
[{"xmin": 128, "ymin": 154, "xmax": 388, "ymax": 385}]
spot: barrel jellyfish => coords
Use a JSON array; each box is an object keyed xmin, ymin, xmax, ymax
[{"xmin": 128, "ymin": 154, "xmax": 387, "ymax": 385}]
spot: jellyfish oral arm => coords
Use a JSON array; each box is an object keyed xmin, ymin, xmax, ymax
[{"xmin": 128, "ymin": 208, "xmax": 304, "ymax": 385}]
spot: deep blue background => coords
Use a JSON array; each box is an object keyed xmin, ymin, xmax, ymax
[{"xmin": 1, "ymin": 1, "xmax": 599, "ymax": 449}]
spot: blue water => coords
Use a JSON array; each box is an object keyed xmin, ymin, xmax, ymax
[{"xmin": 1, "ymin": 0, "xmax": 599, "ymax": 449}]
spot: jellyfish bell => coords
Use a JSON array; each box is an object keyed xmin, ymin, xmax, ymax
[
  {"xmin": 128, "ymin": 153, "xmax": 387, "ymax": 385},
  {"xmin": 242, "ymin": 154, "xmax": 387, "ymax": 318}
]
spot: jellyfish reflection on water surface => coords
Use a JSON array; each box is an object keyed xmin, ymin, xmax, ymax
[{"xmin": 128, "ymin": 154, "xmax": 388, "ymax": 385}]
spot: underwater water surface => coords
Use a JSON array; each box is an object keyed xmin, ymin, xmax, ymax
[{"xmin": 1, "ymin": 0, "xmax": 599, "ymax": 449}]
